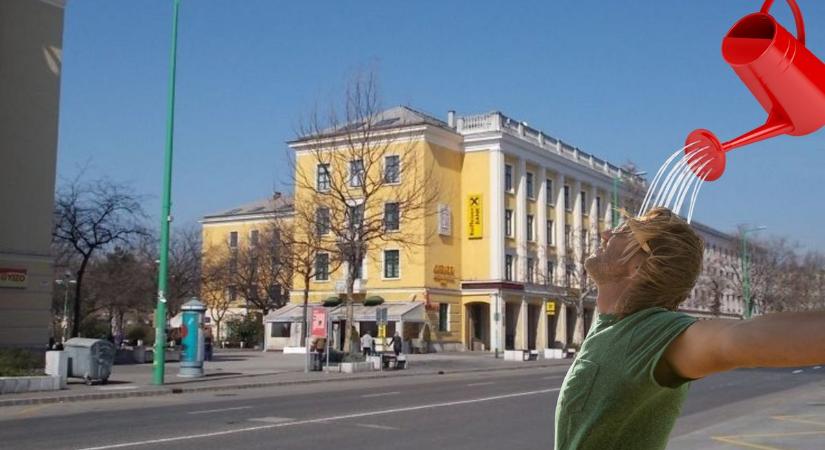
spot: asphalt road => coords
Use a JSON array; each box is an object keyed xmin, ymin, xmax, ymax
[{"xmin": 0, "ymin": 364, "xmax": 822, "ymax": 450}]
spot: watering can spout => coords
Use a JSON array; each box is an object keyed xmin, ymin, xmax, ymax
[{"xmin": 686, "ymin": 0, "xmax": 825, "ymax": 181}]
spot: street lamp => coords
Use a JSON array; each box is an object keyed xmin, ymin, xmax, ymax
[
  {"xmin": 612, "ymin": 170, "xmax": 647, "ymax": 227},
  {"xmin": 741, "ymin": 225, "xmax": 767, "ymax": 319},
  {"xmin": 54, "ymin": 271, "xmax": 76, "ymax": 343}
]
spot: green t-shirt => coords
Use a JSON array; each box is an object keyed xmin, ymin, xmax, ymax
[{"xmin": 554, "ymin": 307, "xmax": 698, "ymax": 450}]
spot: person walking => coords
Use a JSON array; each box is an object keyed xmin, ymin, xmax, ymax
[
  {"xmin": 360, "ymin": 332, "xmax": 374, "ymax": 357},
  {"xmin": 390, "ymin": 331, "xmax": 402, "ymax": 356}
]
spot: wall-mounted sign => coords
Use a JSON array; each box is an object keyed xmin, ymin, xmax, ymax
[
  {"xmin": 546, "ymin": 301, "xmax": 556, "ymax": 316},
  {"xmin": 311, "ymin": 307, "xmax": 328, "ymax": 338},
  {"xmin": 0, "ymin": 268, "xmax": 27, "ymax": 289},
  {"xmin": 467, "ymin": 194, "xmax": 483, "ymax": 239},
  {"xmin": 433, "ymin": 265, "xmax": 456, "ymax": 284},
  {"xmin": 438, "ymin": 204, "xmax": 452, "ymax": 236}
]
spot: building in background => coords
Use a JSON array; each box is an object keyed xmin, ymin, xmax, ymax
[
  {"xmin": 0, "ymin": 0, "xmax": 65, "ymax": 348},
  {"xmin": 199, "ymin": 194, "xmax": 294, "ymax": 344}
]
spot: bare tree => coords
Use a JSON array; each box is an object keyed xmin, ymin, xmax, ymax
[
  {"xmin": 282, "ymin": 196, "xmax": 341, "ymax": 344},
  {"xmin": 696, "ymin": 249, "xmax": 735, "ymax": 317},
  {"xmin": 619, "ymin": 160, "xmax": 647, "ymax": 217},
  {"xmin": 291, "ymin": 71, "xmax": 439, "ymax": 352},
  {"xmin": 200, "ymin": 249, "xmax": 233, "ymax": 343},
  {"xmin": 226, "ymin": 221, "xmax": 291, "ymax": 316},
  {"xmin": 52, "ymin": 178, "xmax": 146, "ymax": 337}
]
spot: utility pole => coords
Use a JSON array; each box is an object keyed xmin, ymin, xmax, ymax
[
  {"xmin": 153, "ymin": 0, "xmax": 181, "ymax": 386},
  {"xmin": 741, "ymin": 226, "xmax": 766, "ymax": 319},
  {"xmin": 55, "ymin": 271, "xmax": 76, "ymax": 343}
]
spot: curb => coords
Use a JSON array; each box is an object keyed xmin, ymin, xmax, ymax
[{"xmin": 0, "ymin": 360, "xmax": 570, "ymax": 408}]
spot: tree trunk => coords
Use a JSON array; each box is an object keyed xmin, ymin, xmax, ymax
[
  {"xmin": 301, "ymin": 276, "xmax": 310, "ymax": 343},
  {"xmin": 216, "ymin": 319, "xmax": 222, "ymax": 347},
  {"xmin": 71, "ymin": 258, "xmax": 89, "ymax": 337}
]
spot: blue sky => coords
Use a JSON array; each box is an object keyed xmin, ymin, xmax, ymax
[{"xmin": 57, "ymin": 0, "xmax": 825, "ymax": 249}]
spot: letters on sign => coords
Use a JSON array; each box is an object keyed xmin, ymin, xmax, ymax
[
  {"xmin": 0, "ymin": 268, "xmax": 27, "ymax": 289},
  {"xmin": 467, "ymin": 194, "xmax": 483, "ymax": 239}
]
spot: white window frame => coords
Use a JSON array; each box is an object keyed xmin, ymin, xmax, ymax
[
  {"xmin": 228, "ymin": 231, "xmax": 239, "ymax": 249},
  {"xmin": 315, "ymin": 253, "xmax": 330, "ymax": 282},
  {"xmin": 505, "ymin": 164, "xmax": 514, "ymax": 193},
  {"xmin": 505, "ymin": 254, "xmax": 514, "ymax": 281},
  {"xmin": 316, "ymin": 207, "xmax": 331, "ymax": 236},
  {"xmin": 382, "ymin": 249, "xmax": 401, "ymax": 280},
  {"xmin": 526, "ymin": 257, "xmax": 535, "ymax": 283},
  {"xmin": 505, "ymin": 209, "xmax": 514, "ymax": 238},
  {"xmin": 596, "ymin": 196, "xmax": 602, "ymax": 219},
  {"xmin": 527, "ymin": 214, "xmax": 534, "ymax": 242},
  {"xmin": 316, "ymin": 163, "xmax": 331, "ymax": 192},
  {"xmin": 438, "ymin": 303, "xmax": 451, "ymax": 332},
  {"xmin": 546, "ymin": 178, "xmax": 554, "ymax": 205},
  {"xmin": 384, "ymin": 155, "xmax": 401, "ymax": 185},
  {"xmin": 349, "ymin": 159, "xmax": 365, "ymax": 187},
  {"xmin": 384, "ymin": 202, "xmax": 400, "ymax": 232},
  {"xmin": 581, "ymin": 191, "xmax": 588, "ymax": 216},
  {"xmin": 249, "ymin": 229, "xmax": 259, "ymax": 246},
  {"xmin": 547, "ymin": 219, "xmax": 555, "ymax": 246},
  {"xmin": 564, "ymin": 185, "xmax": 571, "ymax": 211}
]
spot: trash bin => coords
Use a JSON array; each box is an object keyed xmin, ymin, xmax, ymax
[
  {"xmin": 64, "ymin": 338, "xmax": 115, "ymax": 385},
  {"xmin": 310, "ymin": 351, "xmax": 322, "ymax": 371}
]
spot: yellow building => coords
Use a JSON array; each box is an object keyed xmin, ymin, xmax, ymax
[
  {"xmin": 282, "ymin": 106, "xmax": 644, "ymax": 355},
  {"xmin": 199, "ymin": 194, "xmax": 293, "ymax": 342}
]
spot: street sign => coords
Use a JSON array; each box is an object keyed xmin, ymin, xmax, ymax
[
  {"xmin": 546, "ymin": 302, "xmax": 556, "ymax": 316},
  {"xmin": 311, "ymin": 307, "xmax": 328, "ymax": 338},
  {"xmin": 378, "ymin": 324, "xmax": 387, "ymax": 339}
]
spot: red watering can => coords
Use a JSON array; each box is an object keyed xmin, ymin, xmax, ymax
[{"xmin": 686, "ymin": 0, "xmax": 825, "ymax": 181}]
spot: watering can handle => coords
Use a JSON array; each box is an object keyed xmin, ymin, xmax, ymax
[{"xmin": 760, "ymin": 0, "xmax": 806, "ymax": 45}]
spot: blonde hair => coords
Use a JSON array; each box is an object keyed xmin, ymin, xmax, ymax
[{"xmin": 615, "ymin": 207, "xmax": 704, "ymax": 317}]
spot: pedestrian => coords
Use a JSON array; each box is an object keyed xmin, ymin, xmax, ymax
[
  {"xmin": 554, "ymin": 207, "xmax": 825, "ymax": 450},
  {"xmin": 390, "ymin": 331, "xmax": 402, "ymax": 356},
  {"xmin": 360, "ymin": 332, "xmax": 374, "ymax": 357}
]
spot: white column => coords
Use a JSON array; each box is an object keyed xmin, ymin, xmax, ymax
[
  {"xmin": 516, "ymin": 158, "xmax": 527, "ymax": 282},
  {"xmin": 589, "ymin": 185, "xmax": 599, "ymax": 253},
  {"xmin": 490, "ymin": 149, "xmax": 505, "ymax": 280},
  {"xmin": 603, "ymin": 185, "xmax": 613, "ymax": 227},
  {"xmin": 516, "ymin": 297, "xmax": 528, "ymax": 350},
  {"xmin": 537, "ymin": 167, "xmax": 548, "ymax": 284},
  {"xmin": 555, "ymin": 303, "xmax": 568, "ymax": 348},
  {"xmin": 555, "ymin": 173, "xmax": 566, "ymax": 285},
  {"xmin": 573, "ymin": 179, "xmax": 583, "ymax": 275}
]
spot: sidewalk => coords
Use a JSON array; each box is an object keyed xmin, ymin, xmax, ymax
[
  {"xmin": 0, "ymin": 350, "xmax": 571, "ymax": 407},
  {"xmin": 669, "ymin": 376, "xmax": 825, "ymax": 450}
]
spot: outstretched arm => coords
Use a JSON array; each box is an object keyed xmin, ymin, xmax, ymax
[{"xmin": 662, "ymin": 312, "xmax": 825, "ymax": 381}]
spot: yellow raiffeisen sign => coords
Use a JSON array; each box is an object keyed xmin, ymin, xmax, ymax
[
  {"xmin": 467, "ymin": 194, "xmax": 483, "ymax": 239},
  {"xmin": 546, "ymin": 301, "xmax": 556, "ymax": 315}
]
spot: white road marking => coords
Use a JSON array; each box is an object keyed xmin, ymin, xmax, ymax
[
  {"xmin": 96, "ymin": 386, "xmax": 138, "ymax": 391},
  {"xmin": 466, "ymin": 382, "xmax": 495, "ymax": 387},
  {"xmin": 355, "ymin": 423, "xmax": 399, "ymax": 431},
  {"xmin": 76, "ymin": 388, "xmax": 560, "ymax": 450},
  {"xmin": 188, "ymin": 406, "xmax": 252, "ymax": 415},
  {"xmin": 248, "ymin": 417, "xmax": 293, "ymax": 424},
  {"xmin": 815, "ymin": 366, "xmax": 822, "ymax": 370},
  {"xmin": 361, "ymin": 391, "xmax": 400, "ymax": 398},
  {"xmin": 792, "ymin": 369, "xmax": 804, "ymax": 374},
  {"xmin": 542, "ymin": 375, "xmax": 564, "ymax": 380}
]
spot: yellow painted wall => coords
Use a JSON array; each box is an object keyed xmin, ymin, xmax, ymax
[{"xmin": 460, "ymin": 151, "xmax": 491, "ymax": 282}]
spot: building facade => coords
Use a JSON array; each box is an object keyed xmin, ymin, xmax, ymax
[{"xmin": 0, "ymin": 0, "xmax": 65, "ymax": 348}]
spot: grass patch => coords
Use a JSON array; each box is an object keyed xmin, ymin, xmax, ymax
[{"xmin": 0, "ymin": 348, "xmax": 44, "ymax": 377}]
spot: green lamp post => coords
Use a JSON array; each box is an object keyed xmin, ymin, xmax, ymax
[{"xmin": 153, "ymin": 0, "xmax": 182, "ymax": 386}]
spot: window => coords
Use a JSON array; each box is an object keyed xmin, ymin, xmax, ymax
[
  {"xmin": 384, "ymin": 202, "xmax": 400, "ymax": 231},
  {"xmin": 384, "ymin": 250, "xmax": 400, "ymax": 279},
  {"xmin": 505, "ymin": 255, "xmax": 514, "ymax": 281},
  {"xmin": 384, "ymin": 155, "xmax": 400, "ymax": 183},
  {"xmin": 564, "ymin": 185, "xmax": 571, "ymax": 211},
  {"xmin": 565, "ymin": 264, "xmax": 575, "ymax": 287},
  {"xmin": 229, "ymin": 231, "xmax": 238, "ymax": 249},
  {"xmin": 347, "ymin": 203, "xmax": 364, "ymax": 232},
  {"xmin": 527, "ymin": 258, "xmax": 535, "ymax": 283},
  {"xmin": 526, "ymin": 172, "xmax": 534, "ymax": 198},
  {"xmin": 270, "ymin": 323, "xmax": 291, "ymax": 338},
  {"xmin": 527, "ymin": 215, "xmax": 534, "ymax": 241},
  {"xmin": 581, "ymin": 192, "xmax": 587, "ymax": 215},
  {"xmin": 315, "ymin": 253, "xmax": 330, "ymax": 281},
  {"xmin": 316, "ymin": 207, "xmax": 330, "ymax": 235},
  {"xmin": 250, "ymin": 229, "xmax": 259, "ymax": 246},
  {"xmin": 547, "ymin": 220, "xmax": 555, "ymax": 246},
  {"xmin": 349, "ymin": 159, "xmax": 365, "ymax": 187},
  {"xmin": 546, "ymin": 179, "xmax": 554, "ymax": 205},
  {"xmin": 505, "ymin": 164, "xmax": 513, "ymax": 192},
  {"xmin": 505, "ymin": 209, "xmax": 514, "ymax": 238},
  {"xmin": 547, "ymin": 260, "xmax": 555, "ymax": 283},
  {"xmin": 565, "ymin": 225, "xmax": 572, "ymax": 249},
  {"xmin": 596, "ymin": 196, "xmax": 602, "ymax": 218},
  {"xmin": 438, "ymin": 303, "xmax": 449, "ymax": 332},
  {"xmin": 316, "ymin": 164, "xmax": 331, "ymax": 191},
  {"xmin": 227, "ymin": 285, "xmax": 237, "ymax": 302}
]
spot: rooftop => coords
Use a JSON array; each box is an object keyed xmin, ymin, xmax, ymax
[{"xmin": 202, "ymin": 193, "xmax": 294, "ymax": 221}]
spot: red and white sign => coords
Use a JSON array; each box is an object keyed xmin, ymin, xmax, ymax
[
  {"xmin": 311, "ymin": 307, "xmax": 328, "ymax": 338},
  {"xmin": 0, "ymin": 268, "xmax": 27, "ymax": 289}
]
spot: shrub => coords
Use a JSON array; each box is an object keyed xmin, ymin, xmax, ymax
[
  {"xmin": 0, "ymin": 349, "xmax": 44, "ymax": 377},
  {"xmin": 226, "ymin": 313, "xmax": 264, "ymax": 348}
]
